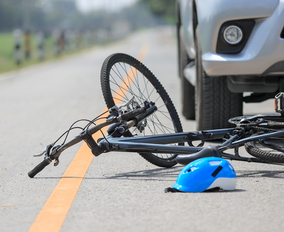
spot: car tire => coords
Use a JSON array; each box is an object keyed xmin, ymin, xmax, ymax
[
  {"xmin": 178, "ymin": 26, "xmax": 195, "ymax": 120},
  {"xmin": 195, "ymin": 26, "xmax": 243, "ymax": 130}
]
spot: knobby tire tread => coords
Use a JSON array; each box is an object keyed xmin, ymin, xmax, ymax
[{"xmin": 245, "ymin": 141, "xmax": 284, "ymax": 163}]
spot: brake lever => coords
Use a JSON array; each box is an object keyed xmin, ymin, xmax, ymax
[
  {"xmin": 33, "ymin": 144, "xmax": 53, "ymax": 158},
  {"xmin": 33, "ymin": 150, "xmax": 46, "ymax": 157}
]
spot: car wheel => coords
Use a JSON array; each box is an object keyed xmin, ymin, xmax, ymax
[
  {"xmin": 195, "ymin": 26, "xmax": 243, "ymax": 130},
  {"xmin": 178, "ymin": 26, "xmax": 195, "ymax": 120}
]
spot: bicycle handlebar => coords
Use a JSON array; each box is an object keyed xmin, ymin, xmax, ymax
[
  {"xmin": 28, "ymin": 103, "xmax": 154, "ymax": 178},
  {"xmin": 28, "ymin": 158, "xmax": 52, "ymax": 178},
  {"xmin": 119, "ymin": 107, "xmax": 146, "ymax": 121},
  {"xmin": 28, "ymin": 119, "xmax": 114, "ymax": 178}
]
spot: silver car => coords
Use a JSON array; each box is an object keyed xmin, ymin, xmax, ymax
[{"xmin": 177, "ymin": 0, "xmax": 284, "ymax": 130}]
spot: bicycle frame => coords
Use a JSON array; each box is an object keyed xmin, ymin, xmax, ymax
[
  {"xmin": 100, "ymin": 129, "xmax": 233, "ymax": 154},
  {"xmin": 28, "ymin": 100, "xmax": 284, "ymax": 178},
  {"xmin": 55, "ymin": 120, "xmax": 284, "ymax": 166}
]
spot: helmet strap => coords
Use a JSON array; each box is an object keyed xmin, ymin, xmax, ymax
[{"xmin": 164, "ymin": 187, "xmax": 182, "ymax": 193}]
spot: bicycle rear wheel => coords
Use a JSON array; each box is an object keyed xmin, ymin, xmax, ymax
[
  {"xmin": 100, "ymin": 53, "xmax": 183, "ymax": 167},
  {"xmin": 245, "ymin": 134, "xmax": 284, "ymax": 163}
]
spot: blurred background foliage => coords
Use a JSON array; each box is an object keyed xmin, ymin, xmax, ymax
[
  {"xmin": 141, "ymin": 0, "xmax": 175, "ymax": 24},
  {"xmin": 0, "ymin": 0, "xmax": 175, "ymax": 73},
  {"xmin": 0, "ymin": 0, "xmax": 175, "ymax": 32}
]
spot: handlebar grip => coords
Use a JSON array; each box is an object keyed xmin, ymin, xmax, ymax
[
  {"xmin": 120, "ymin": 107, "xmax": 146, "ymax": 121},
  {"xmin": 28, "ymin": 159, "xmax": 51, "ymax": 178}
]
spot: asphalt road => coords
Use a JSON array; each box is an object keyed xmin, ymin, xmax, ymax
[{"xmin": 1, "ymin": 27, "xmax": 283, "ymax": 232}]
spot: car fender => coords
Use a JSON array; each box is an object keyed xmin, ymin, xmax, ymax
[{"xmin": 179, "ymin": 0, "xmax": 196, "ymax": 60}]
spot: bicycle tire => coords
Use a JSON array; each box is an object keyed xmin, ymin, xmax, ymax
[
  {"xmin": 245, "ymin": 136, "xmax": 284, "ymax": 163},
  {"xmin": 100, "ymin": 53, "xmax": 183, "ymax": 168}
]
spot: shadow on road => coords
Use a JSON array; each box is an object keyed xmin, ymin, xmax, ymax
[
  {"xmin": 33, "ymin": 165, "xmax": 183, "ymax": 181},
  {"xmin": 236, "ymin": 169, "xmax": 284, "ymax": 178}
]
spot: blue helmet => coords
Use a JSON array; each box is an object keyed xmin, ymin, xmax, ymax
[{"xmin": 171, "ymin": 157, "xmax": 236, "ymax": 192}]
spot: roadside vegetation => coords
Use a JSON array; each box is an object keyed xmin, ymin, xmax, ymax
[
  {"xmin": 0, "ymin": 0, "xmax": 175, "ymax": 74},
  {"xmin": 0, "ymin": 32, "xmax": 62, "ymax": 73},
  {"xmin": 0, "ymin": 31, "xmax": 110, "ymax": 74}
]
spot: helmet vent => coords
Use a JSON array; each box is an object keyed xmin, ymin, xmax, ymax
[
  {"xmin": 209, "ymin": 161, "xmax": 221, "ymax": 166},
  {"xmin": 211, "ymin": 166, "xmax": 223, "ymax": 177},
  {"xmin": 186, "ymin": 167, "xmax": 197, "ymax": 173}
]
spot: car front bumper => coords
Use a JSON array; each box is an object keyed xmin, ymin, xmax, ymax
[{"xmin": 197, "ymin": 0, "xmax": 284, "ymax": 76}]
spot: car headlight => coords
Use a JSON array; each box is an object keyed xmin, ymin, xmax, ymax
[{"xmin": 223, "ymin": 25, "xmax": 243, "ymax": 45}]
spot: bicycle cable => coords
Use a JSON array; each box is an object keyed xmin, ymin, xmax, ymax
[{"xmin": 51, "ymin": 115, "xmax": 109, "ymax": 148}]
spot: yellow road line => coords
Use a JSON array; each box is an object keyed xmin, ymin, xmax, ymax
[{"xmin": 28, "ymin": 45, "xmax": 149, "ymax": 232}]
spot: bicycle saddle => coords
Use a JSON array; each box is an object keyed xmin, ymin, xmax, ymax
[{"xmin": 176, "ymin": 145, "xmax": 222, "ymax": 165}]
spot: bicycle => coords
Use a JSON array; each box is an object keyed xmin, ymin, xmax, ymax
[{"xmin": 28, "ymin": 53, "xmax": 284, "ymax": 178}]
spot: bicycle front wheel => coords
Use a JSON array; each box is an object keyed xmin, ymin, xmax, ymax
[{"xmin": 100, "ymin": 53, "xmax": 183, "ymax": 167}]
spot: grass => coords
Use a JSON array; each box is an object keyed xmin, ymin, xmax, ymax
[
  {"xmin": 0, "ymin": 32, "xmax": 97, "ymax": 74},
  {"xmin": 0, "ymin": 33, "xmax": 15, "ymax": 73}
]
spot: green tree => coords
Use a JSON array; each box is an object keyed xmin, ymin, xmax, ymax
[{"xmin": 139, "ymin": 0, "xmax": 175, "ymax": 24}]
